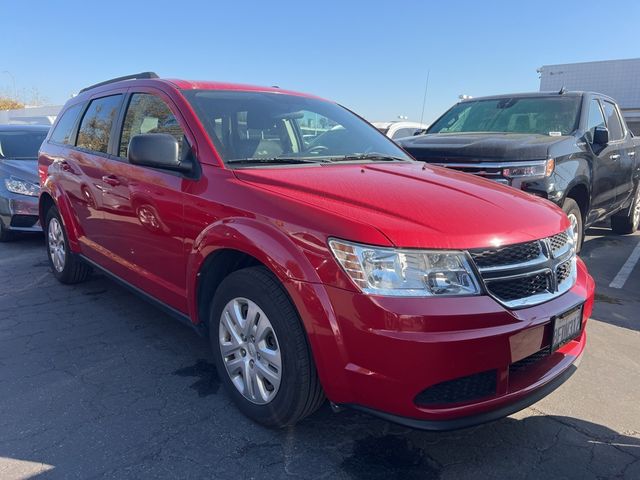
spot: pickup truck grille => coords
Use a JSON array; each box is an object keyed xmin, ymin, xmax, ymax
[{"xmin": 469, "ymin": 230, "xmax": 576, "ymax": 309}]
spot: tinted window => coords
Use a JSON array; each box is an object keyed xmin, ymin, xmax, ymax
[
  {"xmin": 602, "ymin": 101, "xmax": 624, "ymax": 141},
  {"xmin": 76, "ymin": 95, "xmax": 123, "ymax": 154},
  {"xmin": 184, "ymin": 90, "xmax": 410, "ymax": 164},
  {"xmin": 585, "ymin": 99, "xmax": 605, "ymax": 143},
  {"xmin": 119, "ymin": 93, "xmax": 186, "ymax": 158},
  {"xmin": 0, "ymin": 130, "xmax": 48, "ymax": 159},
  {"xmin": 428, "ymin": 96, "xmax": 581, "ymax": 136},
  {"xmin": 50, "ymin": 103, "xmax": 83, "ymax": 145}
]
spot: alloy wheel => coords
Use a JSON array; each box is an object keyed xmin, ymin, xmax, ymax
[
  {"xmin": 48, "ymin": 218, "xmax": 66, "ymax": 273},
  {"xmin": 568, "ymin": 213, "xmax": 580, "ymax": 243},
  {"xmin": 218, "ymin": 297, "xmax": 282, "ymax": 405}
]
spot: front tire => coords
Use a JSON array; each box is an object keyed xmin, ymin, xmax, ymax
[
  {"xmin": 45, "ymin": 207, "xmax": 92, "ymax": 284},
  {"xmin": 562, "ymin": 198, "xmax": 583, "ymax": 253},
  {"xmin": 209, "ymin": 266, "xmax": 324, "ymax": 427},
  {"xmin": 611, "ymin": 184, "xmax": 640, "ymax": 235}
]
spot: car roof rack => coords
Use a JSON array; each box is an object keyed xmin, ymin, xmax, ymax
[{"xmin": 79, "ymin": 72, "xmax": 159, "ymax": 93}]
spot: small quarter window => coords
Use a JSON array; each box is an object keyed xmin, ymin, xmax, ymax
[{"xmin": 50, "ymin": 103, "xmax": 84, "ymax": 145}]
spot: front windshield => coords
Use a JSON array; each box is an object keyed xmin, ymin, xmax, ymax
[
  {"xmin": 0, "ymin": 130, "xmax": 48, "ymax": 159},
  {"xmin": 427, "ymin": 96, "xmax": 581, "ymax": 136},
  {"xmin": 183, "ymin": 90, "xmax": 411, "ymax": 165}
]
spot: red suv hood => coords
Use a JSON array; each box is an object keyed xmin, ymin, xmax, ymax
[{"xmin": 234, "ymin": 162, "xmax": 569, "ymax": 249}]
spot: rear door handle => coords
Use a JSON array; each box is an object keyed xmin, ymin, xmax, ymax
[
  {"xmin": 101, "ymin": 175, "xmax": 121, "ymax": 187},
  {"xmin": 610, "ymin": 154, "xmax": 621, "ymax": 160}
]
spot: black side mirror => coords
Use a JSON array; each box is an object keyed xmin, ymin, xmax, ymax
[
  {"xmin": 128, "ymin": 134, "xmax": 190, "ymax": 172},
  {"xmin": 592, "ymin": 126, "xmax": 609, "ymax": 146}
]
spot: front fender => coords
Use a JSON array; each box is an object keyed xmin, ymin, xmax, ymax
[{"xmin": 186, "ymin": 217, "xmax": 353, "ymax": 400}]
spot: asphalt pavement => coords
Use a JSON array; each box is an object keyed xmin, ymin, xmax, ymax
[{"xmin": 0, "ymin": 228, "xmax": 638, "ymax": 479}]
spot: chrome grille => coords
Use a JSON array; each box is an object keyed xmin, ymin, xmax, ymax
[{"xmin": 470, "ymin": 229, "xmax": 576, "ymax": 309}]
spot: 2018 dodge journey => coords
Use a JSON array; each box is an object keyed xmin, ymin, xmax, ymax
[{"xmin": 38, "ymin": 72, "xmax": 595, "ymax": 429}]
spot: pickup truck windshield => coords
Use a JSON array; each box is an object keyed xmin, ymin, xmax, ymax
[
  {"xmin": 428, "ymin": 96, "xmax": 581, "ymax": 136},
  {"xmin": 183, "ymin": 90, "xmax": 411, "ymax": 165}
]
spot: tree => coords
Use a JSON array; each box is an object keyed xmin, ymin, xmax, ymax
[{"xmin": 0, "ymin": 97, "xmax": 24, "ymax": 110}]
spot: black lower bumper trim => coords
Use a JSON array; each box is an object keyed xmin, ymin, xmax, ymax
[{"xmin": 347, "ymin": 362, "xmax": 578, "ymax": 432}]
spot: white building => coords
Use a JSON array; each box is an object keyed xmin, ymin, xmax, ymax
[
  {"xmin": 538, "ymin": 58, "xmax": 640, "ymax": 134},
  {"xmin": 0, "ymin": 105, "xmax": 62, "ymax": 125}
]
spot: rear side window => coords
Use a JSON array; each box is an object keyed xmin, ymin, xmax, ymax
[
  {"xmin": 76, "ymin": 95, "xmax": 123, "ymax": 154},
  {"xmin": 602, "ymin": 101, "xmax": 624, "ymax": 141},
  {"xmin": 119, "ymin": 93, "xmax": 185, "ymax": 158},
  {"xmin": 50, "ymin": 103, "xmax": 83, "ymax": 145}
]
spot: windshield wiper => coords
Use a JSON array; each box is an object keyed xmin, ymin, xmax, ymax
[
  {"xmin": 226, "ymin": 156, "xmax": 329, "ymax": 165},
  {"xmin": 331, "ymin": 152, "xmax": 409, "ymax": 163}
]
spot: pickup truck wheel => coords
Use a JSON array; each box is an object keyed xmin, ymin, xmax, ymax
[
  {"xmin": 45, "ymin": 207, "xmax": 92, "ymax": 284},
  {"xmin": 562, "ymin": 198, "xmax": 583, "ymax": 253},
  {"xmin": 611, "ymin": 184, "xmax": 640, "ymax": 235},
  {"xmin": 209, "ymin": 266, "xmax": 325, "ymax": 427}
]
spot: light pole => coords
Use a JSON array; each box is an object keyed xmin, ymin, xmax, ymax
[{"xmin": 1, "ymin": 71, "xmax": 17, "ymax": 99}]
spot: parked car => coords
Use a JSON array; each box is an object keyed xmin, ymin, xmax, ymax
[
  {"xmin": 39, "ymin": 73, "xmax": 594, "ymax": 430},
  {"xmin": 373, "ymin": 121, "xmax": 430, "ymax": 140},
  {"xmin": 399, "ymin": 91, "xmax": 640, "ymax": 249},
  {"xmin": 0, "ymin": 124, "xmax": 49, "ymax": 241}
]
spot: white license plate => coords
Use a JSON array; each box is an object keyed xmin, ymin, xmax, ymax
[{"xmin": 552, "ymin": 306, "xmax": 583, "ymax": 350}]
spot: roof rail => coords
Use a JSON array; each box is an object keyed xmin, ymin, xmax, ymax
[{"xmin": 79, "ymin": 72, "xmax": 159, "ymax": 93}]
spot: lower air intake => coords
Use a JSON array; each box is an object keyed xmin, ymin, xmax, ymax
[{"xmin": 414, "ymin": 370, "xmax": 497, "ymax": 407}]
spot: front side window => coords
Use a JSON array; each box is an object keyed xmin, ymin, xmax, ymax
[
  {"xmin": 0, "ymin": 130, "xmax": 48, "ymax": 159},
  {"xmin": 183, "ymin": 90, "xmax": 411, "ymax": 165},
  {"xmin": 76, "ymin": 95, "xmax": 123, "ymax": 154},
  {"xmin": 428, "ymin": 96, "xmax": 581, "ymax": 136},
  {"xmin": 50, "ymin": 103, "xmax": 83, "ymax": 145},
  {"xmin": 119, "ymin": 93, "xmax": 186, "ymax": 158},
  {"xmin": 585, "ymin": 99, "xmax": 606, "ymax": 143},
  {"xmin": 602, "ymin": 101, "xmax": 624, "ymax": 141}
]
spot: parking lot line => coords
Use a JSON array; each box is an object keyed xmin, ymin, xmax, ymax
[{"xmin": 609, "ymin": 240, "xmax": 640, "ymax": 289}]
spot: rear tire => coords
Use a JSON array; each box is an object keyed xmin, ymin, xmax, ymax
[
  {"xmin": 45, "ymin": 206, "xmax": 92, "ymax": 284},
  {"xmin": 209, "ymin": 266, "xmax": 324, "ymax": 427},
  {"xmin": 611, "ymin": 184, "xmax": 640, "ymax": 235},
  {"xmin": 562, "ymin": 198, "xmax": 583, "ymax": 253}
]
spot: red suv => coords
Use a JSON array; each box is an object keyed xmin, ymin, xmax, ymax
[{"xmin": 39, "ymin": 73, "xmax": 595, "ymax": 429}]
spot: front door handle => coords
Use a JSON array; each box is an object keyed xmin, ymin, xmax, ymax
[
  {"xmin": 101, "ymin": 175, "xmax": 121, "ymax": 187},
  {"xmin": 610, "ymin": 153, "xmax": 621, "ymax": 160}
]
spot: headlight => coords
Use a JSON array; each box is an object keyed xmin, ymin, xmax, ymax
[
  {"xmin": 503, "ymin": 159, "xmax": 554, "ymax": 179},
  {"xmin": 329, "ymin": 239, "xmax": 481, "ymax": 297},
  {"xmin": 4, "ymin": 177, "xmax": 40, "ymax": 197}
]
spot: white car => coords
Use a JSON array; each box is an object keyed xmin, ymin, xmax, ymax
[{"xmin": 372, "ymin": 121, "xmax": 430, "ymax": 140}]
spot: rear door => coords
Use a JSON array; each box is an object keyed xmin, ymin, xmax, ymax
[
  {"xmin": 97, "ymin": 89, "xmax": 192, "ymax": 312},
  {"xmin": 601, "ymin": 100, "xmax": 635, "ymax": 205},
  {"xmin": 55, "ymin": 94, "xmax": 124, "ymax": 260}
]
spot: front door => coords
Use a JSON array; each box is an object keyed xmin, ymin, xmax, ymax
[
  {"xmin": 601, "ymin": 100, "xmax": 635, "ymax": 205},
  {"xmin": 98, "ymin": 90, "xmax": 192, "ymax": 312},
  {"xmin": 585, "ymin": 98, "xmax": 618, "ymax": 223}
]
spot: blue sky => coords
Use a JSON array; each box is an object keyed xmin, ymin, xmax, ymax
[{"xmin": 2, "ymin": 0, "xmax": 639, "ymax": 123}]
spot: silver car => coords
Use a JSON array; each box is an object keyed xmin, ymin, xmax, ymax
[{"xmin": 0, "ymin": 125, "xmax": 49, "ymax": 241}]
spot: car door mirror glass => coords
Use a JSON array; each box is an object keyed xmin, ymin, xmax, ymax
[
  {"xmin": 128, "ymin": 134, "xmax": 189, "ymax": 172},
  {"xmin": 593, "ymin": 126, "xmax": 609, "ymax": 146}
]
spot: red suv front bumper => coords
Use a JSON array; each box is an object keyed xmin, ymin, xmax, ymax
[{"xmin": 297, "ymin": 257, "xmax": 594, "ymax": 430}]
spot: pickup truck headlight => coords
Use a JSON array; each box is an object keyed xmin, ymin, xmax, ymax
[
  {"xmin": 4, "ymin": 177, "xmax": 40, "ymax": 197},
  {"xmin": 503, "ymin": 158, "xmax": 555, "ymax": 179},
  {"xmin": 329, "ymin": 239, "xmax": 481, "ymax": 297}
]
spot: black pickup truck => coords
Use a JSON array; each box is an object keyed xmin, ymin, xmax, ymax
[{"xmin": 399, "ymin": 91, "xmax": 640, "ymax": 249}]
